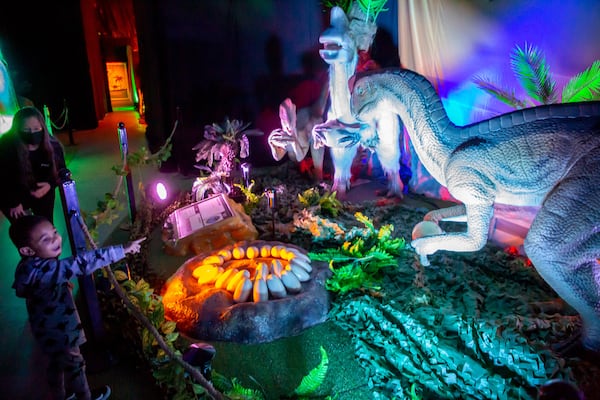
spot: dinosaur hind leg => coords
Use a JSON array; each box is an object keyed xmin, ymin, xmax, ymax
[{"xmin": 524, "ymin": 152, "xmax": 600, "ymax": 351}]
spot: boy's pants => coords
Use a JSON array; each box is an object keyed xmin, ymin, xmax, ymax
[{"xmin": 46, "ymin": 346, "xmax": 91, "ymax": 400}]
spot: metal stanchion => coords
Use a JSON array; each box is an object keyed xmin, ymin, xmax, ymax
[
  {"xmin": 58, "ymin": 170, "xmax": 107, "ymax": 342},
  {"xmin": 118, "ymin": 122, "xmax": 137, "ymax": 223}
]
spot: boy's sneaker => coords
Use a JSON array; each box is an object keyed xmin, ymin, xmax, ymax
[
  {"xmin": 65, "ymin": 386, "xmax": 111, "ymax": 400},
  {"xmin": 91, "ymin": 385, "xmax": 111, "ymax": 400}
]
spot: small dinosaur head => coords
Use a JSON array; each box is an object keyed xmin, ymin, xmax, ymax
[
  {"xmin": 319, "ymin": 6, "xmax": 357, "ymax": 65},
  {"xmin": 349, "ymin": 72, "xmax": 379, "ymax": 119}
]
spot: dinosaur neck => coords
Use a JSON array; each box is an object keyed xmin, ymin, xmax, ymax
[
  {"xmin": 328, "ymin": 55, "xmax": 357, "ymax": 123},
  {"xmin": 386, "ymin": 71, "xmax": 459, "ymax": 185}
]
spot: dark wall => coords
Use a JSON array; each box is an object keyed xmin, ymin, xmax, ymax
[
  {"xmin": 0, "ymin": 0, "xmax": 98, "ymax": 129},
  {"xmin": 134, "ymin": 0, "xmax": 327, "ymax": 173}
]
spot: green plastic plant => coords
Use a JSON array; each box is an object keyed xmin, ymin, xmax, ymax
[
  {"xmin": 310, "ymin": 212, "xmax": 407, "ymax": 294},
  {"xmin": 322, "ymin": 0, "xmax": 388, "ymax": 22},
  {"xmin": 473, "ymin": 42, "xmax": 600, "ymax": 109},
  {"xmin": 297, "ymin": 187, "xmax": 343, "ymax": 218},
  {"xmin": 234, "ymin": 179, "xmax": 262, "ymax": 214},
  {"xmin": 211, "ymin": 346, "xmax": 330, "ymax": 400},
  {"xmin": 112, "ymin": 270, "xmax": 202, "ymax": 399},
  {"xmin": 293, "ymin": 346, "xmax": 329, "ymax": 398}
]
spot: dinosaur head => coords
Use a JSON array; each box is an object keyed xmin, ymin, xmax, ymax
[
  {"xmin": 319, "ymin": 6, "xmax": 357, "ymax": 65},
  {"xmin": 349, "ymin": 72, "xmax": 380, "ymax": 120}
]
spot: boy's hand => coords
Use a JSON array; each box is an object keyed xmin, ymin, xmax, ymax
[{"xmin": 124, "ymin": 237, "xmax": 146, "ymax": 254}]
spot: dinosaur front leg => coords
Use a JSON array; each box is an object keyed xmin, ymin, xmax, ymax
[
  {"xmin": 330, "ymin": 143, "xmax": 359, "ymax": 197},
  {"xmin": 411, "ymin": 203, "xmax": 493, "ymax": 265},
  {"xmin": 373, "ymin": 113, "xmax": 404, "ymax": 197},
  {"xmin": 310, "ymin": 145, "xmax": 325, "ymax": 181}
]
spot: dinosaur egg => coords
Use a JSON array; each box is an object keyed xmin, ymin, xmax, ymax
[{"xmin": 412, "ymin": 221, "xmax": 444, "ymax": 240}]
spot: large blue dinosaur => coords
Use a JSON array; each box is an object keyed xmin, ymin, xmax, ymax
[{"xmin": 340, "ymin": 68, "xmax": 600, "ymax": 353}]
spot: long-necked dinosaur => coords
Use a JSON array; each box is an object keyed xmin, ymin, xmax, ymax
[
  {"xmin": 269, "ymin": 5, "xmax": 404, "ymax": 197},
  {"xmin": 345, "ymin": 68, "xmax": 600, "ymax": 352}
]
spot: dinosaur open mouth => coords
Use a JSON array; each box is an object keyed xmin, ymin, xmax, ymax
[{"xmin": 322, "ymin": 42, "xmax": 342, "ymax": 51}]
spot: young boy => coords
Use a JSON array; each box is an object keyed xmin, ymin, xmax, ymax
[{"xmin": 9, "ymin": 215, "xmax": 145, "ymax": 400}]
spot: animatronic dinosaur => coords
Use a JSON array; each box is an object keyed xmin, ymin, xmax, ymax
[
  {"xmin": 344, "ymin": 68, "xmax": 600, "ymax": 352},
  {"xmin": 313, "ymin": 5, "xmax": 404, "ymax": 198},
  {"xmin": 268, "ymin": 5, "xmax": 404, "ymax": 197}
]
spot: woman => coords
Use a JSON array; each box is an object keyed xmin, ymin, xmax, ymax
[{"xmin": 0, "ymin": 106, "xmax": 66, "ymax": 223}]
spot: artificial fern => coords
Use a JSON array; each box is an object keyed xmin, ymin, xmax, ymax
[
  {"xmin": 561, "ymin": 60, "xmax": 600, "ymax": 102},
  {"xmin": 311, "ymin": 212, "xmax": 407, "ymax": 294},
  {"xmin": 297, "ymin": 187, "xmax": 343, "ymax": 217},
  {"xmin": 321, "ymin": 0, "xmax": 388, "ymax": 22},
  {"xmin": 510, "ymin": 43, "xmax": 557, "ymax": 104},
  {"xmin": 471, "ymin": 76, "xmax": 529, "ymax": 109},
  {"xmin": 473, "ymin": 42, "xmax": 600, "ymax": 108},
  {"xmin": 356, "ymin": 0, "xmax": 388, "ymax": 21},
  {"xmin": 293, "ymin": 346, "xmax": 329, "ymax": 397},
  {"xmin": 227, "ymin": 378, "xmax": 266, "ymax": 400}
]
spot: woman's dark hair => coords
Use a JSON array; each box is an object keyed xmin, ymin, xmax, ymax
[
  {"xmin": 10, "ymin": 106, "xmax": 61, "ymax": 188},
  {"xmin": 8, "ymin": 214, "xmax": 50, "ymax": 249}
]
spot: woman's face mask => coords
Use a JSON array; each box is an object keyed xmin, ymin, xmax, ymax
[
  {"xmin": 18, "ymin": 116, "xmax": 45, "ymax": 145},
  {"xmin": 19, "ymin": 129, "xmax": 44, "ymax": 145}
]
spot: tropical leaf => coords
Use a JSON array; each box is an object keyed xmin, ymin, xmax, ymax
[
  {"xmin": 561, "ymin": 60, "xmax": 600, "ymax": 102},
  {"xmin": 510, "ymin": 43, "xmax": 557, "ymax": 104},
  {"xmin": 472, "ymin": 76, "xmax": 529, "ymax": 109}
]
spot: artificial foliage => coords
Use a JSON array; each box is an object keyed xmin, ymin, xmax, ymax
[
  {"xmin": 297, "ymin": 187, "xmax": 343, "ymax": 217},
  {"xmin": 88, "ymin": 154, "xmax": 598, "ymax": 399},
  {"xmin": 192, "ymin": 118, "xmax": 262, "ymax": 201},
  {"xmin": 233, "ymin": 180, "xmax": 262, "ymax": 214},
  {"xmin": 322, "ymin": 0, "xmax": 388, "ymax": 22},
  {"xmin": 193, "ymin": 118, "xmax": 260, "ymax": 177},
  {"xmin": 293, "ymin": 346, "xmax": 329, "ymax": 397},
  {"xmin": 473, "ymin": 42, "xmax": 600, "ymax": 109},
  {"xmin": 83, "ymin": 126, "xmax": 173, "ymax": 239},
  {"xmin": 310, "ymin": 212, "xmax": 407, "ymax": 295}
]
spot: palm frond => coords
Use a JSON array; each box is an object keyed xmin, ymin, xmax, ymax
[
  {"xmin": 510, "ymin": 43, "xmax": 557, "ymax": 104},
  {"xmin": 561, "ymin": 60, "xmax": 600, "ymax": 102},
  {"xmin": 472, "ymin": 76, "xmax": 529, "ymax": 109},
  {"xmin": 356, "ymin": 0, "xmax": 389, "ymax": 21}
]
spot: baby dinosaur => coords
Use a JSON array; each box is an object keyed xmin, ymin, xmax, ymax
[{"xmin": 346, "ymin": 68, "xmax": 600, "ymax": 353}]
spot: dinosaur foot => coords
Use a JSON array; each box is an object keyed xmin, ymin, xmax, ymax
[{"xmin": 374, "ymin": 188, "xmax": 403, "ymax": 199}]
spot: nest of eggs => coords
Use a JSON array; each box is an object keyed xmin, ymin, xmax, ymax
[
  {"xmin": 162, "ymin": 240, "xmax": 331, "ymax": 343},
  {"xmin": 191, "ymin": 243, "xmax": 313, "ymax": 303}
]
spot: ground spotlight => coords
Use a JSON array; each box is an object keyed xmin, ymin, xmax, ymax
[
  {"xmin": 155, "ymin": 182, "xmax": 168, "ymax": 201},
  {"xmin": 146, "ymin": 180, "xmax": 178, "ymax": 205}
]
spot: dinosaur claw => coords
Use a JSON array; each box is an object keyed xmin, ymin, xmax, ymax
[{"xmin": 338, "ymin": 134, "xmax": 359, "ymax": 147}]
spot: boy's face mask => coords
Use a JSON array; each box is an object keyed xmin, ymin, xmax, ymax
[{"xmin": 19, "ymin": 130, "xmax": 44, "ymax": 145}]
